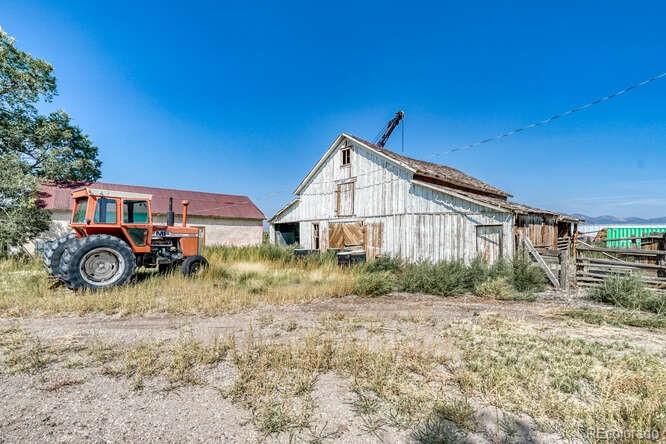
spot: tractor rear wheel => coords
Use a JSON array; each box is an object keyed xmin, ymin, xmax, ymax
[
  {"xmin": 59, "ymin": 235, "xmax": 136, "ymax": 290},
  {"xmin": 42, "ymin": 233, "xmax": 77, "ymax": 278},
  {"xmin": 180, "ymin": 255, "xmax": 208, "ymax": 277}
]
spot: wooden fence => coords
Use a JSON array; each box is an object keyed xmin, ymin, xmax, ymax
[{"xmin": 522, "ymin": 231, "xmax": 666, "ymax": 292}]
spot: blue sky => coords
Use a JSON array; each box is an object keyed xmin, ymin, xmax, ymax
[{"xmin": 4, "ymin": 1, "xmax": 666, "ymax": 218}]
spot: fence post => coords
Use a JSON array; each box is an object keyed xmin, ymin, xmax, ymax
[{"xmin": 558, "ymin": 249, "xmax": 569, "ymax": 290}]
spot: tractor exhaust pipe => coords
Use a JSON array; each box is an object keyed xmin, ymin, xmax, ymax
[
  {"xmin": 181, "ymin": 200, "xmax": 190, "ymax": 227},
  {"xmin": 166, "ymin": 197, "xmax": 175, "ymax": 227}
]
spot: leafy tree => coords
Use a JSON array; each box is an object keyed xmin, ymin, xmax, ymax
[
  {"xmin": 0, "ymin": 154, "xmax": 50, "ymax": 250},
  {"xmin": 0, "ymin": 27, "xmax": 101, "ymax": 253}
]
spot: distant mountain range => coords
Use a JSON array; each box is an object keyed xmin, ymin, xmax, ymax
[{"xmin": 574, "ymin": 214, "xmax": 666, "ymax": 224}]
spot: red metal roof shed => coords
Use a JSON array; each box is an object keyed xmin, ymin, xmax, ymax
[{"xmin": 39, "ymin": 182, "xmax": 265, "ymax": 220}]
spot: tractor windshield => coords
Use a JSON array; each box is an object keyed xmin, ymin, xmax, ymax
[
  {"xmin": 93, "ymin": 198, "xmax": 118, "ymax": 224},
  {"xmin": 72, "ymin": 198, "xmax": 88, "ymax": 224}
]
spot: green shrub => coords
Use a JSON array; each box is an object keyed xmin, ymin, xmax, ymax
[
  {"xmin": 488, "ymin": 258, "xmax": 512, "ymax": 280},
  {"xmin": 354, "ymin": 271, "xmax": 396, "ymax": 297},
  {"xmin": 464, "ymin": 257, "xmax": 491, "ymax": 291},
  {"xmin": 400, "ymin": 261, "xmax": 468, "ymax": 297},
  {"xmin": 589, "ymin": 275, "xmax": 665, "ymax": 315},
  {"xmin": 363, "ymin": 256, "xmax": 403, "ymax": 274},
  {"xmin": 511, "ymin": 251, "xmax": 546, "ymax": 292},
  {"xmin": 474, "ymin": 276, "xmax": 513, "ymax": 300},
  {"xmin": 396, "ymin": 254, "xmax": 548, "ymax": 298}
]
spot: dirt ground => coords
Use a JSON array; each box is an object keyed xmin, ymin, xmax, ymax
[{"xmin": 1, "ymin": 292, "xmax": 664, "ymax": 443}]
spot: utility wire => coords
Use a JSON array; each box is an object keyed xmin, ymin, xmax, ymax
[
  {"xmin": 200, "ymin": 72, "xmax": 666, "ymax": 213},
  {"xmin": 431, "ymin": 71, "xmax": 666, "ymax": 157}
]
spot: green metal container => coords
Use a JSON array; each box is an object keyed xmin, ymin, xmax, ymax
[{"xmin": 606, "ymin": 227, "xmax": 666, "ymax": 248}]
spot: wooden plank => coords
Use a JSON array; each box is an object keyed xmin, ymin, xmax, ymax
[
  {"xmin": 365, "ymin": 222, "xmax": 381, "ymax": 259},
  {"xmin": 577, "ymin": 257, "xmax": 666, "ymax": 271},
  {"xmin": 329, "ymin": 222, "xmax": 364, "ymax": 249},
  {"xmin": 577, "ymin": 245, "xmax": 666, "ymax": 256},
  {"xmin": 343, "ymin": 222, "xmax": 364, "ymax": 246},
  {"xmin": 329, "ymin": 223, "xmax": 344, "ymax": 249},
  {"xmin": 577, "ymin": 271, "xmax": 666, "ymax": 281},
  {"xmin": 476, "ymin": 225, "xmax": 503, "ymax": 264},
  {"xmin": 522, "ymin": 236, "xmax": 560, "ymax": 289},
  {"xmin": 576, "ymin": 239, "xmax": 631, "ymax": 263}
]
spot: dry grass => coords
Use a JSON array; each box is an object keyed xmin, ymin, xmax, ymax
[
  {"xmin": 1, "ymin": 317, "xmax": 665, "ymax": 441},
  {"xmin": 2, "ymin": 248, "xmax": 665, "ymax": 441},
  {"xmin": 226, "ymin": 332, "xmax": 454, "ymax": 436},
  {"xmin": 445, "ymin": 315, "xmax": 666, "ymax": 439},
  {"xmin": 0, "ymin": 247, "xmax": 357, "ymax": 316},
  {"xmin": 557, "ymin": 307, "xmax": 666, "ymax": 330},
  {"xmin": 98, "ymin": 336, "xmax": 233, "ymax": 390}
]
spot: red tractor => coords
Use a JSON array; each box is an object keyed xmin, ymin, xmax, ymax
[{"xmin": 40, "ymin": 187, "xmax": 208, "ymax": 290}]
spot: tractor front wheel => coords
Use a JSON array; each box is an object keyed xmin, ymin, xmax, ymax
[
  {"xmin": 180, "ymin": 255, "xmax": 209, "ymax": 277},
  {"xmin": 59, "ymin": 235, "xmax": 136, "ymax": 290}
]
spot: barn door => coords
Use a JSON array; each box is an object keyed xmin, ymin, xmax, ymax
[
  {"xmin": 329, "ymin": 222, "xmax": 365, "ymax": 249},
  {"xmin": 365, "ymin": 222, "xmax": 383, "ymax": 259},
  {"xmin": 476, "ymin": 225, "xmax": 503, "ymax": 263}
]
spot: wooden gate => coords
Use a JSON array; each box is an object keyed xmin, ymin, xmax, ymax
[
  {"xmin": 329, "ymin": 222, "xmax": 365, "ymax": 249},
  {"xmin": 476, "ymin": 225, "xmax": 503, "ymax": 263}
]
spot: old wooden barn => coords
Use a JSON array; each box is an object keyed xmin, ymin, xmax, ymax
[{"xmin": 269, "ymin": 133, "xmax": 579, "ymax": 263}]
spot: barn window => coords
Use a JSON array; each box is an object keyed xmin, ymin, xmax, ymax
[
  {"xmin": 336, "ymin": 182, "xmax": 354, "ymax": 216},
  {"xmin": 341, "ymin": 148, "xmax": 351, "ymax": 166}
]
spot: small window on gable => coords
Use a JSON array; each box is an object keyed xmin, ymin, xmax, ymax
[{"xmin": 341, "ymin": 148, "xmax": 351, "ymax": 166}]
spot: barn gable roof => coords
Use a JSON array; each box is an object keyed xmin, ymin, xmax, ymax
[
  {"xmin": 293, "ymin": 133, "xmax": 511, "ymax": 199},
  {"xmin": 346, "ymin": 135, "xmax": 511, "ymax": 199},
  {"xmin": 39, "ymin": 182, "xmax": 265, "ymax": 220}
]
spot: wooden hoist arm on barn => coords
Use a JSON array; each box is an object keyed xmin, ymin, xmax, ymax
[{"xmin": 39, "ymin": 188, "xmax": 208, "ymax": 290}]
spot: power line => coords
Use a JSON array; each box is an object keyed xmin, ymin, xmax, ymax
[
  {"xmin": 203, "ymin": 72, "xmax": 666, "ymax": 213},
  {"xmin": 430, "ymin": 71, "xmax": 666, "ymax": 157}
]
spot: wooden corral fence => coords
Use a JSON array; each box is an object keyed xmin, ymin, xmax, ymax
[
  {"xmin": 523, "ymin": 231, "xmax": 666, "ymax": 291},
  {"xmin": 574, "ymin": 232, "xmax": 666, "ymax": 292},
  {"xmin": 519, "ymin": 234, "xmax": 572, "ymax": 290}
]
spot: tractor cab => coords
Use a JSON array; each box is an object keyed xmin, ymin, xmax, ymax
[
  {"xmin": 70, "ymin": 188, "xmax": 154, "ymax": 252},
  {"xmin": 39, "ymin": 187, "xmax": 208, "ymax": 290}
]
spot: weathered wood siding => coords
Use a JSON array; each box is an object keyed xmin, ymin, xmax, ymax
[
  {"xmin": 515, "ymin": 215, "xmax": 558, "ymax": 250},
  {"xmin": 270, "ymin": 137, "xmax": 514, "ymax": 263},
  {"xmin": 295, "ymin": 140, "xmax": 413, "ymax": 220}
]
